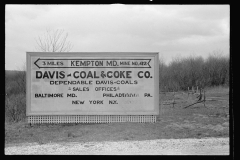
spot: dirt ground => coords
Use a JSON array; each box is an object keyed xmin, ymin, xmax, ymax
[
  {"xmin": 5, "ymin": 87, "xmax": 230, "ymax": 155},
  {"xmin": 5, "ymin": 137, "xmax": 229, "ymax": 155}
]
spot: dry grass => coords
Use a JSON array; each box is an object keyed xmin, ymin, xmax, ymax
[{"xmin": 5, "ymin": 87, "xmax": 229, "ymax": 147}]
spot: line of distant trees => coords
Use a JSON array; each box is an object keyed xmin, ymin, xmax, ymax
[{"xmin": 159, "ymin": 53, "xmax": 229, "ymax": 92}]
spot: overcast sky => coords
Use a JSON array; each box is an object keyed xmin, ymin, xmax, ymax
[{"xmin": 5, "ymin": 4, "xmax": 229, "ymax": 70}]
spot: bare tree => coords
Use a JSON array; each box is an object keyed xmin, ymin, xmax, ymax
[{"xmin": 35, "ymin": 29, "xmax": 73, "ymax": 52}]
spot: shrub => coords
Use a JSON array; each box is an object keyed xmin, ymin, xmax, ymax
[
  {"xmin": 5, "ymin": 71, "xmax": 26, "ymax": 122},
  {"xmin": 5, "ymin": 93, "xmax": 26, "ymax": 122}
]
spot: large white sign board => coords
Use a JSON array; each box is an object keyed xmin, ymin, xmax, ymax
[{"xmin": 26, "ymin": 52, "xmax": 159, "ymax": 116}]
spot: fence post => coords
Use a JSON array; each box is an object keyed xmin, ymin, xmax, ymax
[
  {"xmin": 203, "ymin": 89, "xmax": 206, "ymax": 107},
  {"xmin": 198, "ymin": 88, "xmax": 202, "ymax": 101},
  {"xmin": 173, "ymin": 91, "xmax": 175, "ymax": 108}
]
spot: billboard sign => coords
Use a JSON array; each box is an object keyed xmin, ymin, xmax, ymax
[{"xmin": 26, "ymin": 52, "xmax": 159, "ymax": 116}]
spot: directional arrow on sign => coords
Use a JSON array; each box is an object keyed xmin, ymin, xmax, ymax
[{"xmin": 34, "ymin": 58, "xmax": 41, "ymax": 69}]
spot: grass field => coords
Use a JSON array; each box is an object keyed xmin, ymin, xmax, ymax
[{"xmin": 5, "ymin": 86, "xmax": 229, "ymax": 147}]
